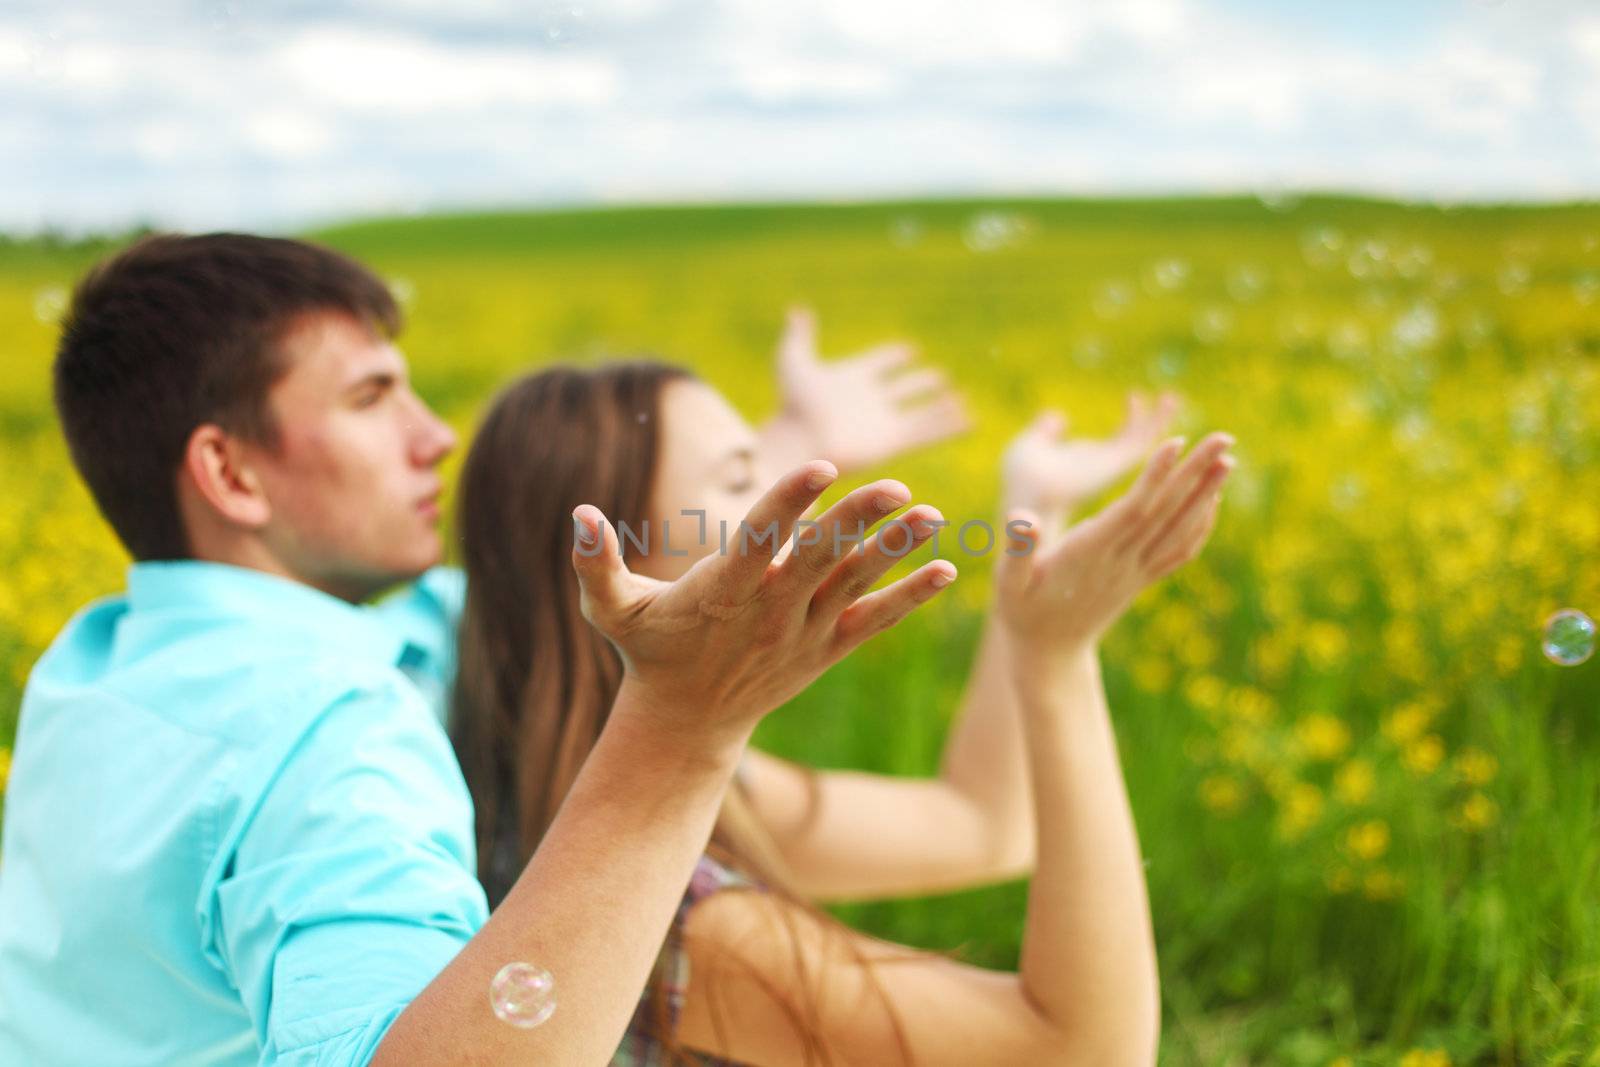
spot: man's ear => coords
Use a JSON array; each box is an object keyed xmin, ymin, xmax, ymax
[{"xmin": 181, "ymin": 423, "xmax": 273, "ymax": 530}]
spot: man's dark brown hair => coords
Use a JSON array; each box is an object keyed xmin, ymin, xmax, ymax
[{"xmin": 53, "ymin": 232, "xmax": 403, "ymax": 562}]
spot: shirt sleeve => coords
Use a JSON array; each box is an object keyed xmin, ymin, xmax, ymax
[{"xmin": 208, "ymin": 673, "xmax": 490, "ymax": 1067}]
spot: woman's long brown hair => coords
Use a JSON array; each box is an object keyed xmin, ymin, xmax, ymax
[{"xmin": 450, "ymin": 360, "xmax": 925, "ymax": 1065}]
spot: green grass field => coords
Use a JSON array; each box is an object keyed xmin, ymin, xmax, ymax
[{"xmin": 3, "ymin": 196, "xmax": 1599, "ymax": 1065}]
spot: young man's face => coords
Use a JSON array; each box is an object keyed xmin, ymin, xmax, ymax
[{"xmin": 244, "ymin": 309, "xmax": 457, "ymax": 601}]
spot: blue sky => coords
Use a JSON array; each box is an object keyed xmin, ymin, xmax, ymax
[{"xmin": 1, "ymin": 0, "xmax": 1596, "ymax": 234}]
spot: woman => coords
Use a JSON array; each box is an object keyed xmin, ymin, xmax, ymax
[{"xmin": 449, "ymin": 360, "xmax": 1229, "ymax": 1066}]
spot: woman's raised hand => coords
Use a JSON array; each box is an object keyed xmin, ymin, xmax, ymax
[
  {"xmin": 995, "ymin": 432, "xmax": 1234, "ymax": 657},
  {"xmin": 570, "ymin": 461, "xmax": 955, "ymax": 744},
  {"xmin": 1000, "ymin": 391, "xmax": 1181, "ymax": 533}
]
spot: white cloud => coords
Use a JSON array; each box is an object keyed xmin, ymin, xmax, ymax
[
  {"xmin": 273, "ymin": 27, "xmax": 620, "ymax": 112},
  {"xmin": 244, "ymin": 110, "xmax": 335, "ymax": 159}
]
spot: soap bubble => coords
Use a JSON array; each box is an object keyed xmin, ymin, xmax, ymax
[
  {"xmin": 962, "ymin": 211, "xmax": 1028, "ymax": 253},
  {"xmin": 1574, "ymin": 272, "xmax": 1600, "ymax": 306},
  {"xmin": 1301, "ymin": 226, "xmax": 1344, "ymax": 268},
  {"xmin": 1192, "ymin": 306, "xmax": 1233, "ymax": 345},
  {"xmin": 537, "ymin": 5, "xmax": 586, "ymax": 45},
  {"xmin": 1390, "ymin": 302, "xmax": 1441, "ymax": 352},
  {"xmin": 1226, "ymin": 264, "xmax": 1267, "ymax": 302},
  {"xmin": 1496, "ymin": 261, "xmax": 1531, "ymax": 296},
  {"xmin": 1071, "ymin": 335, "xmax": 1107, "ymax": 367},
  {"xmin": 387, "ymin": 276, "xmax": 416, "ymax": 309},
  {"xmin": 889, "ymin": 215, "xmax": 923, "ymax": 248},
  {"xmin": 1346, "ymin": 239, "xmax": 1389, "ymax": 280},
  {"xmin": 1143, "ymin": 256, "xmax": 1190, "ymax": 293},
  {"xmin": 1542, "ymin": 610, "xmax": 1596, "ymax": 667},
  {"xmin": 33, "ymin": 285, "xmax": 69, "ymax": 325},
  {"xmin": 490, "ymin": 962, "xmax": 557, "ymax": 1028},
  {"xmin": 1091, "ymin": 280, "xmax": 1133, "ymax": 319}
]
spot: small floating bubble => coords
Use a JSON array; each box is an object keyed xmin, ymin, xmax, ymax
[
  {"xmin": 490, "ymin": 962, "xmax": 557, "ymax": 1028},
  {"xmin": 1542, "ymin": 610, "xmax": 1596, "ymax": 667}
]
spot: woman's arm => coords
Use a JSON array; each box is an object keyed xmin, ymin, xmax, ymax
[
  {"xmin": 737, "ymin": 610, "xmax": 1035, "ymax": 903},
  {"xmin": 676, "ymin": 651, "xmax": 1152, "ymax": 1067},
  {"xmin": 673, "ymin": 435, "xmax": 1235, "ymax": 1066},
  {"xmin": 738, "ymin": 400, "xmax": 1180, "ymax": 902}
]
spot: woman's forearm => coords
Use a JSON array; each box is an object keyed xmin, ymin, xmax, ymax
[
  {"xmin": 1013, "ymin": 647, "xmax": 1160, "ymax": 1064},
  {"xmin": 936, "ymin": 602, "xmax": 1037, "ymax": 875}
]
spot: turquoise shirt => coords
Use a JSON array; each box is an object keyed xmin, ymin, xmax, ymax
[{"xmin": 0, "ymin": 560, "xmax": 489, "ymax": 1066}]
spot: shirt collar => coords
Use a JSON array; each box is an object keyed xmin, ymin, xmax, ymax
[{"xmin": 125, "ymin": 559, "xmax": 417, "ymax": 668}]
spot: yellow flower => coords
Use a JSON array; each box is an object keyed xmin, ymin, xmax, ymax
[
  {"xmin": 1454, "ymin": 792, "xmax": 1499, "ymax": 831},
  {"xmin": 1453, "ymin": 747, "xmax": 1498, "ymax": 786},
  {"xmin": 1345, "ymin": 819, "xmax": 1390, "ymax": 860},
  {"xmin": 1334, "ymin": 759, "xmax": 1376, "ymax": 805},
  {"xmin": 1305, "ymin": 621, "xmax": 1349, "ymax": 669},
  {"xmin": 1228, "ymin": 686, "xmax": 1276, "ymax": 725},
  {"xmin": 1276, "ymin": 782, "xmax": 1324, "ymax": 841},
  {"xmin": 1492, "ymin": 633, "xmax": 1523, "ymax": 676},
  {"xmin": 1327, "ymin": 1058, "xmax": 1354, "ymax": 1067},
  {"xmin": 1402, "ymin": 734, "xmax": 1445, "ymax": 776},
  {"xmin": 1184, "ymin": 674, "xmax": 1227, "ymax": 712},
  {"xmin": 1362, "ymin": 867, "xmax": 1403, "ymax": 901},
  {"xmin": 1382, "ymin": 700, "xmax": 1433, "ymax": 745},
  {"xmin": 1131, "ymin": 656, "xmax": 1173, "ymax": 694},
  {"xmin": 1199, "ymin": 774, "xmax": 1246, "ymax": 815},
  {"xmin": 1398, "ymin": 1050, "xmax": 1451, "ymax": 1067},
  {"xmin": 0, "ymin": 745, "xmax": 10, "ymax": 794},
  {"xmin": 1295, "ymin": 713, "xmax": 1352, "ymax": 761}
]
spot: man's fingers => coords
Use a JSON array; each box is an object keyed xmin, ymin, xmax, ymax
[
  {"xmin": 776, "ymin": 478, "xmax": 912, "ymax": 590},
  {"xmin": 570, "ymin": 504, "xmax": 630, "ymax": 622},
  {"xmin": 831, "ymin": 560, "xmax": 957, "ymax": 652},
  {"xmin": 718, "ymin": 462, "xmax": 840, "ymax": 595},
  {"xmin": 808, "ymin": 504, "xmax": 946, "ymax": 621}
]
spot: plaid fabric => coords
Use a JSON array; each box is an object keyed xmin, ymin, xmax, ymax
[{"xmin": 610, "ymin": 852, "xmax": 761, "ymax": 1066}]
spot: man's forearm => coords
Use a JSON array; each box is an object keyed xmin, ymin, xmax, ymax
[
  {"xmin": 1014, "ymin": 648, "xmax": 1161, "ymax": 1063},
  {"xmin": 374, "ymin": 683, "xmax": 749, "ymax": 1066}
]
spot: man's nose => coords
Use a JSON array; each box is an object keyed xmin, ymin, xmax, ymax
[{"xmin": 407, "ymin": 394, "xmax": 457, "ymax": 465}]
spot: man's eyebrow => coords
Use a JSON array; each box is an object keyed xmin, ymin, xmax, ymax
[{"xmin": 342, "ymin": 369, "xmax": 403, "ymax": 394}]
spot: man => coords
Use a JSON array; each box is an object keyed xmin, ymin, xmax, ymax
[{"xmin": 0, "ymin": 232, "xmax": 966, "ymax": 1066}]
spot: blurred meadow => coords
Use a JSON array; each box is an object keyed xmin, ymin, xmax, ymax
[{"xmin": 2, "ymin": 195, "xmax": 1599, "ymax": 1065}]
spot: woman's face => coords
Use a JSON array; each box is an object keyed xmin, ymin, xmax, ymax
[{"xmin": 635, "ymin": 379, "xmax": 772, "ymax": 582}]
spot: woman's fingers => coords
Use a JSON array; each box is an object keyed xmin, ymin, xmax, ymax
[
  {"xmin": 884, "ymin": 367, "xmax": 950, "ymax": 403},
  {"xmin": 1136, "ymin": 450, "xmax": 1234, "ymax": 565},
  {"xmin": 899, "ymin": 394, "xmax": 972, "ymax": 450},
  {"xmin": 1132, "ymin": 432, "xmax": 1232, "ymax": 526},
  {"xmin": 1144, "ymin": 463, "xmax": 1232, "ymax": 575},
  {"xmin": 993, "ymin": 508, "xmax": 1042, "ymax": 603},
  {"xmin": 1112, "ymin": 435, "xmax": 1185, "ymax": 529},
  {"xmin": 808, "ymin": 505, "xmax": 946, "ymax": 621},
  {"xmin": 830, "ymin": 560, "xmax": 957, "ymax": 653}
]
